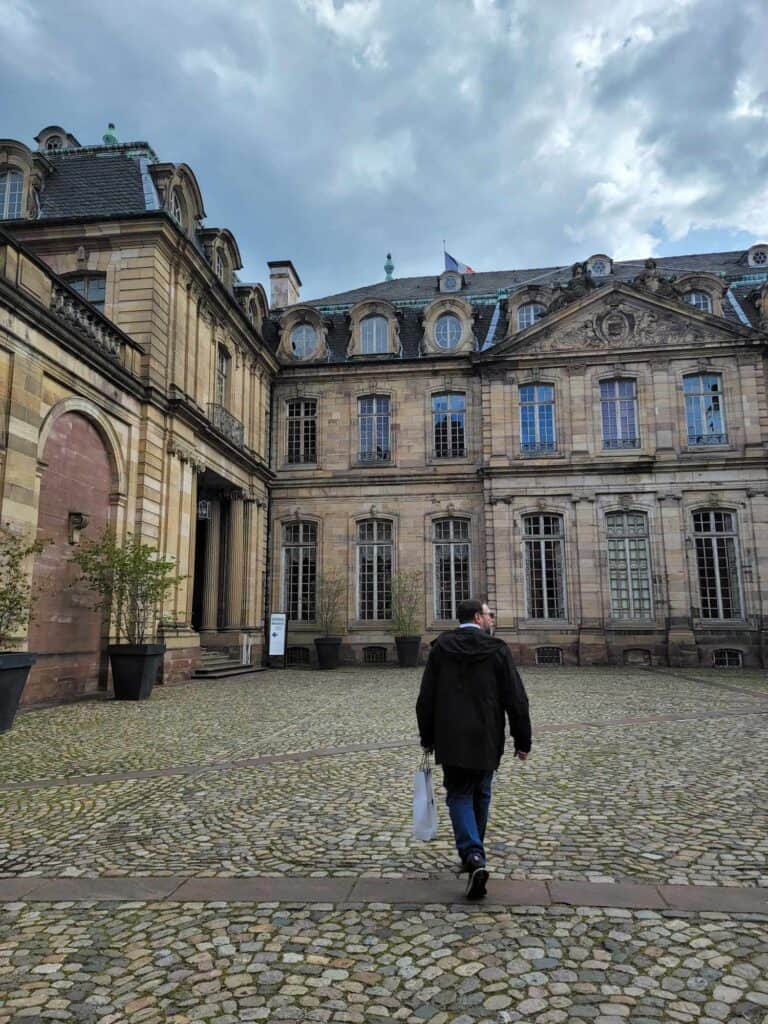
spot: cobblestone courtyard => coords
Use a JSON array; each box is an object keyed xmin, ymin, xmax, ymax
[{"xmin": 1, "ymin": 665, "xmax": 767, "ymax": 1023}]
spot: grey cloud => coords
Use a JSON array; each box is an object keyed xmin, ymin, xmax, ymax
[{"xmin": 1, "ymin": 0, "xmax": 767, "ymax": 298}]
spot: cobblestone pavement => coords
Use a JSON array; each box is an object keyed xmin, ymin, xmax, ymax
[{"xmin": 1, "ymin": 666, "xmax": 767, "ymax": 1022}]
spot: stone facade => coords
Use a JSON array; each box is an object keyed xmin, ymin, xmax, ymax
[
  {"xmin": 2, "ymin": 123, "xmax": 768, "ymax": 697},
  {"xmin": 0, "ymin": 126, "xmax": 276, "ymax": 704}
]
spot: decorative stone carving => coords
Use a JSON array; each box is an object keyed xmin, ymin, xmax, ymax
[
  {"xmin": 535, "ymin": 300, "xmax": 706, "ymax": 353},
  {"xmin": 549, "ymin": 262, "xmax": 597, "ymax": 312},
  {"xmin": 50, "ymin": 283, "xmax": 123, "ymax": 359},
  {"xmin": 632, "ymin": 258, "xmax": 679, "ymax": 300}
]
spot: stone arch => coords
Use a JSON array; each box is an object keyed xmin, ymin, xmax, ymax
[
  {"xmin": 37, "ymin": 397, "xmax": 125, "ymax": 498},
  {"xmin": 25, "ymin": 407, "xmax": 123, "ymax": 704}
]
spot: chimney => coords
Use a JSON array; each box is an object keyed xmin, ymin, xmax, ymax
[{"xmin": 267, "ymin": 260, "xmax": 301, "ymax": 308}]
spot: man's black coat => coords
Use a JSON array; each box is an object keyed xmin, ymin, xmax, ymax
[{"xmin": 416, "ymin": 628, "xmax": 532, "ymax": 771}]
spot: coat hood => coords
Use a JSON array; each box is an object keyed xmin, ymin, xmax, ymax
[{"xmin": 432, "ymin": 627, "xmax": 507, "ymax": 662}]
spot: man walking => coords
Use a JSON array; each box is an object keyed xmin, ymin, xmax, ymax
[{"xmin": 416, "ymin": 599, "xmax": 531, "ymax": 899}]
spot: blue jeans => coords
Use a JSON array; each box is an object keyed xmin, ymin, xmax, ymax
[{"xmin": 442, "ymin": 766, "xmax": 494, "ymax": 864}]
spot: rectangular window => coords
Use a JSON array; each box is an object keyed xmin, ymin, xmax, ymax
[
  {"xmin": 520, "ymin": 384, "xmax": 556, "ymax": 454},
  {"xmin": 215, "ymin": 345, "xmax": 230, "ymax": 408},
  {"xmin": 523, "ymin": 514, "xmax": 565, "ymax": 619},
  {"xmin": 357, "ymin": 519, "xmax": 392, "ymax": 619},
  {"xmin": 286, "ymin": 399, "xmax": 317, "ymax": 464},
  {"xmin": 68, "ymin": 274, "xmax": 107, "ymax": 314},
  {"xmin": 684, "ymin": 374, "xmax": 726, "ymax": 445},
  {"xmin": 606, "ymin": 512, "xmax": 652, "ymax": 619},
  {"xmin": 358, "ymin": 395, "xmax": 391, "ymax": 462},
  {"xmin": 434, "ymin": 518, "xmax": 471, "ymax": 619},
  {"xmin": 433, "ymin": 392, "xmax": 466, "ymax": 458},
  {"xmin": 600, "ymin": 379, "xmax": 638, "ymax": 449},
  {"xmin": 693, "ymin": 510, "xmax": 742, "ymax": 619},
  {"xmin": 283, "ymin": 522, "xmax": 317, "ymax": 622}
]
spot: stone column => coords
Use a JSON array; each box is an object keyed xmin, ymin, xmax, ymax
[
  {"xmin": 201, "ymin": 498, "xmax": 221, "ymax": 632},
  {"xmin": 747, "ymin": 489, "xmax": 768, "ymax": 665},
  {"xmin": 226, "ymin": 491, "xmax": 245, "ymax": 629},
  {"xmin": 657, "ymin": 493, "xmax": 697, "ymax": 666},
  {"xmin": 573, "ymin": 496, "xmax": 607, "ymax": 664},
  {"xmin": 242, "ymin": 496, "xmax": 263, "ymax": 629}
]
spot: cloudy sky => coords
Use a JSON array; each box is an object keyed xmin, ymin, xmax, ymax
[{"xmin": 3, "ymin": 0, "xmax": 768, "ymax": 299}]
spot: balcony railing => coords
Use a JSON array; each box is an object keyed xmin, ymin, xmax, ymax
[
  {"xmin": 209, "ymin": 403, "xmax": 245, "ymax": 447},
  {"xmin": 50, "ymin": 283, "xmax": 125, "ymax": 362},
  {"xmin": 688, "ymin": 433, "xmax": 727, "ymax": 446},
  {"xmin": 603, "ymin": 437, "xmax": 640, "ymax": 450},
  {"xmin": 359, "ymin": 447, "xmax": 391, "ymax": 463},
  {"xmin": 521, "ymin": 440, "xmax": 557, "ymax": 455}
]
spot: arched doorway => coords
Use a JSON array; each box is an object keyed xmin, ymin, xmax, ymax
[{"xmin": 25, "ymin": 413, "xmax": 114, "ymax": 704}]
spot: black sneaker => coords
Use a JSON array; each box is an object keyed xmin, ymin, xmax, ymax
[{"xmin": 464, "ymin": 853, "xmax": 488, "ymax": 899}]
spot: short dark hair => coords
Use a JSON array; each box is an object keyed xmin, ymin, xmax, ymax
[{"xmin": 457, "ymin": 598, "xmax": 484, "ymax": 623}]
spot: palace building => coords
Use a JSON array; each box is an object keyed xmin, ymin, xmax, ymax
[{"xmin": 2, "ymin": 124, "xmax": 768, "ymax": 703}]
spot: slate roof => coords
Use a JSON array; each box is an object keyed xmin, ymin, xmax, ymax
[
  {"xmin": 39, "ymin": 149, "xmax": 151, "ymax": 219},
  {"xmin": 305, "ymin": 251, "xmax": 753, "ymax": 309},
  {"xmin": 269, "ymin": 249, "xmax": 766, "ymax": 364}
]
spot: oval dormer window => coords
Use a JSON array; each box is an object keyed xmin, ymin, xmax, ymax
[
  {"xmin": 443, "ymin": 274, "xmax": 459, "ymax": 292},
  {"xmin": 435, "ymin": 313, "xmax": 462, "ymax": 349},
  {"xmin": 290, "ymin": 323, "xmax": 317, "ymax": 358}
]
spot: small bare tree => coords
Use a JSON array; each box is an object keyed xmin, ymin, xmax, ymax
[
  {"xmin": 315, "ymin": 570, "xmax": 345, "ymax": 637},
  {"xmin": 390, "ymin": 569, "xmax": 423, "ymax": 637}
]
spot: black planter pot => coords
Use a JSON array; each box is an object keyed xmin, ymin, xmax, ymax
[
  {"xmin": 314, "ymin": 636, "xmax": 342, "ymax": 670},
  {"xmin": 0, "ymin": 652, "xmax": 35, "ymax": 733},
  {"xmin": 395, "ymin": 635, "xmax": 422, "ymax": 668},
  {"xmin": 108, "ymin": 643, "xmax": 165, "ymax": 701}
]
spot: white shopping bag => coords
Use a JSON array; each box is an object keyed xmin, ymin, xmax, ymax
[{"xmin": 412, "ymin": 752, "xmax": 438, "ymax": 841}]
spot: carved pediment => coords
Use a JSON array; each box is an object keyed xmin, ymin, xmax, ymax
[{"xmin": 493, "ymin": 286, "xmax": 747, "ymax": 357}]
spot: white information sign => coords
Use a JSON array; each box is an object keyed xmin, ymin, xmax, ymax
[{"xmin": 268, "ymin": 613, "xmax": 287, "ymax": 656}]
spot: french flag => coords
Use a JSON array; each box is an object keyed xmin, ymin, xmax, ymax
[{"xmin": 444, "ymin": 251, "xmax": 475, "ymax": 274}]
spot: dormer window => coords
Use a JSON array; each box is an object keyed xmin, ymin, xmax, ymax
[
  {"xmin": 439, "ymin": 271, "xmax": 462, "ymax": 294},
  {"xmin": 46, "ymin": 136, "xmax": 63, "ymax": 152},
  {"xmin": 587, "ymin": 254, "xmax": 612, "ymax": 277},
  {"xmin": 517, "ymin": 302, "xmax": 546, "ymax": 330},
  {"xmin": 0, "ymin": 170, "xmax": 23, "ymax": 219},
  {"xmin": 748, "ymin": 245, "xmax": 768, "ymax": 268},
  {"xmin": 291, "ymin": 323, "xmax": 318, "ymax": 359},
  {"xmin": 169, "ymin": 188, "xmax": 184, "ymax": 226},
  {"xmin": 684, "ymin": 290, "xmax": 712, "ymax": 313},
  {"xmin": 215, "ymin": 250, "xmax": 225, "ymax": 281},
  {"xmin": 361, "ymin": 315, "xmax": 388, "ymax": 354},
  {"xmin": 435, "ymin": 313, "xmax": 461, "ymax": 349}
]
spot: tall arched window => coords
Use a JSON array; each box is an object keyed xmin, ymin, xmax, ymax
[
  {"xmin": 282, "ymin": 521, "xmax": 317, "ymax": 622},
  {"xmin": 517, "ymin": 302, "xmax": 546, "ymax": 331},
  {"xmin": 693, "ymin": 510, "xmax": 742, "ymax": 620},
  {"xmin": 0, "ymin": 170, "xmax": 24, "ymax": 219},
  {"xmin": 606, "ymin": 512, "xmax": 652, "ymax": 619},
  {"xmin": 357, "ymin": 519, "xmax": 392, "ymax": 620},
  {"xmin": 358, "ymin": 395, "xmax": 391, "ymax": 462},
  {"xmin": 523, "ymin": 514, "xmax": 565, "ymax": 619},
  {"xmin": 684, "ymin": 290, "xmax": 712, "ymax": 313},
  {"xmin": 434, "ymin": 518, "xmax": 471, "ymax": 619},
  {"xmin": 684, "ymin": 373, "xmax": 726, "ymax": 445},
  {"xmin": 600, "ymin": 378, "xmax": 638, "ymax": 449},
  {"xmin": 361, "ymin": 315, "xmax": 388, "ymax": 354},
  {"xmin": 169, "ymin": 188, "xmax": 185, "ymax": 226}
]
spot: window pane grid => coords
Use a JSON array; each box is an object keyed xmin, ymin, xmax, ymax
[
  {"xmin": 433, "ymin": 392, "xmax": 466, "ymax": 458},
  {"xmin": 361, "ymin": 316, "xmax": 388, "ymax": 354},
  {"xmin": 520, "ymin": 384, "xmax": 556, "ymax": 453},
  {"xmin": 523, "ymin": 514, "xmax": 565, "ymax": 618},
  {"xmin": 693, "ymin": 511, "xmax": 742, "ymax": 619},
  {"xmin": 358, "ymin": 395, "xmax": 391, "ymax": 462},
  {"xmin": 358, "ymin": 520, "xmax": 392, "ymax": 619},
  {"xmin": 286, "ymin": 399, "xmax": 317, "ymax": 464},
  {"xmin": 283, "ymin": 522, "xmax": 317, "ymax": 621},
  {"xmin": 606, "ymin": 512, "xmax": 652, "ymax": 618},
  {"xmin": 517, "ymin": 303, "xmax": 545, "ymax": 330},
  {"xmin": 601, "ymin": 379, "xmax": 638, "ymax": 449},
  {"xmin": 0, "ymin": 171, "xmax": 23, "ymax": 219},
  {"xmin": 434, "ymin": 518, "xmax": 471, "ymax": 619},
  {"xmin": 684, "ymin": 374, "xmax": 726, "ymax": 445}
]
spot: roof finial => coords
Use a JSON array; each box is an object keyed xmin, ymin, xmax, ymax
[
  {"xmin": 384, "ymin": 253, "xmax": 394, "ymax": 281},
  {"xmin": 102, "ymin": 122, "xmax": 118, "ymax": 146}
]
